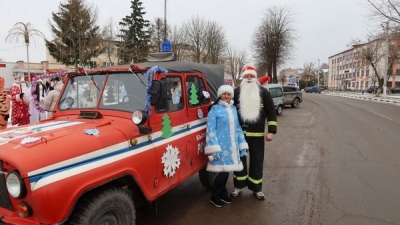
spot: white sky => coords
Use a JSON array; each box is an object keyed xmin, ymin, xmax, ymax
[{"xmin": 0, "ymin": 0, "xmax": 380, "ymax": 69}]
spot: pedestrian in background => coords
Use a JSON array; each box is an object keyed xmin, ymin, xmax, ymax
[
  {"xmin": 205, "ymin": 85, "xmax": 248, "ymax": 208},
  {"xmin": 231, "ymin": 65, "xmax": 277, "ymax": 200},
  {"xmin": 44, "ymin": 77, "xmax": 63, "ymax": 117}
]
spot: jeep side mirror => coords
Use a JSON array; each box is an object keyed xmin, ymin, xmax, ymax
[{"xmin": 149, "ymin": 80, "xmax": 162, "ymax": 106}]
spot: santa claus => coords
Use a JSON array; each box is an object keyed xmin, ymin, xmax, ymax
[{"xmin": 231, "ymin": 65, "xmax": 277, "ymax": 200}]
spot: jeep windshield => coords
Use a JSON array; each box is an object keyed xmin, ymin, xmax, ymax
[{"xmin": 58, "ymin": 72, "xmax": 148, "ymax": 112}]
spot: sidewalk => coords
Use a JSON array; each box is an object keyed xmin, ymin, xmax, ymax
[{"xmin": 325, "ymin": 91, "xmax": 400, "ymax": 104}]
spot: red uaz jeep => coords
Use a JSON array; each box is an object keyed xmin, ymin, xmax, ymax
[{"xmin": 0, "ymin": 60, "xmax": 223, "ymax": 224}]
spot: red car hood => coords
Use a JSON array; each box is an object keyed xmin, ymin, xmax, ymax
[{"xmin": 0, "ymin": 119, "xmax": 134, "ymax": 178}]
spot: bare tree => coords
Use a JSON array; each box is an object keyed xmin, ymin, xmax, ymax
[
  {"xmin": 367, "ymin": 0, "xmax": 400, "ymax": 24},
  {"xmin": 5, "ymin": 22, "xmax": 45, "ymax": 83},
  {"xmin": 182, "ymin": 16, "xmax": 207, "ymax": 63},
  {"xmin": 169, "ymin": 24, "xmax": 187, "ymax": 60},
  {"xmin": 226, "ymin": 46, "xmax": 248, "ymax": 86},
  {"xmin": 299, "ymin": 62, "xmax": 317, "ymax": 88},
  {"xmin": 203, "ymin": 20, "xmax": 228, "ymax": 64},
  {"xmin": 252, "ymin": 5, "xmax": 296, "ymax": 83},
  {"xmin": 149, "ymin": 17, "xmax": 167, "ymax": 52},
  {"xmin": 101, "ymin": 17, "xmax": 117, "ymax": 66}
]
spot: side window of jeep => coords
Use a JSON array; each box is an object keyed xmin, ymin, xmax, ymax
[
  {"xmin": 155, "ymin": 77, "xmax": 183, "ymax": 113},
  {"xmin": 186, "ymin": 76, "xmax": 210, "ymax": 108}
]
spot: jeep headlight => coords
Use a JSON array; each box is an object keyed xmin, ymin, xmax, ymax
[
  {"xmin": 6, "ymin": 171, "xmax": 27, "ymax": 199},
  {"xmin": 132, "ymin": 110, "xmax": 147, "ymax": 126}
]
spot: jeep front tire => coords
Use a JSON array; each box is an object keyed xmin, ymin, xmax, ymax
[{"xmin": 68, "ymin": 187, "xmax": 135, "ymax": 225}]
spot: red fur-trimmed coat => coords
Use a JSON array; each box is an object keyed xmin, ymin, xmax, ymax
[{"xmin": 9, "ymin": 84, "xmax": 30, "ymax": 126}]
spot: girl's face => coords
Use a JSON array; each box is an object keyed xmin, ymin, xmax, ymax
[{"xmin": 220, "ymin": 92, "xmax": 231, "ymax": 102}]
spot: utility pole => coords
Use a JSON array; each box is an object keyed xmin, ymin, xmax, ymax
[
  {"xmin": 164, "ymin": 0, "xmax": 167, "ymax": 41},
  {"xmin": 317, "ymin": 59, "xmax": 320, "ymax": 86},
  {"xmin": 383, "ymin": 21, "xmax": 389, "ymax": 97}
]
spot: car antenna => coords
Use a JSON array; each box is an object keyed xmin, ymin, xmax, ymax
[{"xmin": 78, "ymin": 67, "xmax": 100, "ymax": 90}]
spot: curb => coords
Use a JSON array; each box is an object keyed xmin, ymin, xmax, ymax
[{"xmin": 328, "ymin": 93, "xmax": 400, "ymax": 104}]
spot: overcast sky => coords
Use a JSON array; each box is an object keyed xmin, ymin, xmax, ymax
[{"xmin": 0, "ymin": 0, "xmax": 380, "ymax": 69}]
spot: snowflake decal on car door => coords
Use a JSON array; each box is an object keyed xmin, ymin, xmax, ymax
[{"xmin": 161, "ymin": 145, "xmax": 181, "ymax": 177}]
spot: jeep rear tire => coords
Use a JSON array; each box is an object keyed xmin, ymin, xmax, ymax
[
  {"xmin": 199, "ymin": 167, "xmax": 216, "ymax": 189},
  {"xmin": 68, "ymin": 187, "xmax": 135, "ymax": 225}
]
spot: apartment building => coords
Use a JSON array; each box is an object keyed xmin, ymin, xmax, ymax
[{"xmin": 328, "ymin": 40, "xmax": 400, "ymax": 91}]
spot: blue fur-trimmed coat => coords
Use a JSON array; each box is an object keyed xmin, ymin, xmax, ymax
[{"xmin": 204, "ymin": 99, "xmax": 249, "ymax": 172}]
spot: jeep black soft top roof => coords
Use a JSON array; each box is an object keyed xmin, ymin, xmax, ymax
[{"xmin": 135, "ymin": 61, "xmax": 224, "ymax": 101}]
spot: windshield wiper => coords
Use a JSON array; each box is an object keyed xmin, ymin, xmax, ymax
[
  {"xmin": 80, "ymin": 68, "xmax": 100, "ymax": 90},
  {"xmin": 129, "ymin": 68, "xmax": 146, "ymax": 87}
]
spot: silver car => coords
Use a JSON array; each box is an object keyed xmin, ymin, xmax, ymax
[{"xmin": 282, "ymin": 85, "xmax": 303, "ymax": 108}]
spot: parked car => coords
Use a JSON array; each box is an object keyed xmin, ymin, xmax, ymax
[
  {"xmin": 261, "ymin": 83, "xmax": 284, "ymax": 115},
  {"xmin": 282, "ymin": 85, "xmax": 303, "ymax": 108},
  {"xmin": 390, "ymin": 86, "xmax": 400, "ymax": 94},
  {"xmin": 305, "ymin": 86, "xmax": 321, "ymax": 93}
]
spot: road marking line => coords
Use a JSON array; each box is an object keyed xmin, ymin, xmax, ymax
[{"xmin": 366, "ymin": 109, "xmax": 393, "ymax": 121}]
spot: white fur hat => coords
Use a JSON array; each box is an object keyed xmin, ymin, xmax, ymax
[
  {"xmin": 240, "ymin": 65, "xmax": 257, "ymax": 78},
  {"xmin": 217, "ymin": 85, "xmax": 234, "ymax": 98}
]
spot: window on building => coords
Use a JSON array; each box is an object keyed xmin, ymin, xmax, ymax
[{"xmin": 103, "ymin": 62, "xmax": 114, "ymax": 67}]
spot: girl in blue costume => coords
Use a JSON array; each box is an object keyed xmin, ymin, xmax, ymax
[{"xmin": 204, "ymin": 85, "xmax": 248, "ymax": 208}]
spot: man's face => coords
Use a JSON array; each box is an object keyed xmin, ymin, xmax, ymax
[{"xmin": 243, "ymin": 74, "xmax": 257, "ymax": 83}]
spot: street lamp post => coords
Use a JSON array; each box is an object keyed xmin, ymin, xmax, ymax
[{"xmin": 383, "ymin": 21, "xmax": 389, "ymax": 97}]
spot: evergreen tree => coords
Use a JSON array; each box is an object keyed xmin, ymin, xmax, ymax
[
  {"xmin": 46, "ymin": 0, "xmax": 102, "ymax": 69},
  {"xmin": 105, "ymin": 86, "xmax": 116, "ymax": 103},
  {"xmin": 117, "ymin": 0, "xmax": 150, "ymax": 64}
]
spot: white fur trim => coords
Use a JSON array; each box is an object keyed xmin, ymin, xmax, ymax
[
  {"xmin": 217, "ymin": 85, "xmax": 234, "ymax": 98},
  {"xmin": 239, "ymin": 142, "xmax": 249, "ymax": 150},
  {"xmin": 208, "ymin": 155, "xmax": 214, "ymax": 161},
  {"xmin": 218, "ymin": 99, "xmax": 233, "ymax": 106},
  {"xmin": 206, "ymin": 163, "xmax": 244, "ymax": 172},
  {"xmin": 204, "ymin": 145, "xmax": 222, "ymax": 155}
]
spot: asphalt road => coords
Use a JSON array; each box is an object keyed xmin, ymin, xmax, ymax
[{"xmin": 137, "ymin": 93, "xmax": 400, "ymax": 225}]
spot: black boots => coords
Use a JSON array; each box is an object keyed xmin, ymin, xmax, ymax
[
  {"xmin": 210, "ymin": 188, "xmax": 232, "ymax": 208},
  {"xmin": 220, "ymin": 188, "xmax": 232, "ymax": 204}
]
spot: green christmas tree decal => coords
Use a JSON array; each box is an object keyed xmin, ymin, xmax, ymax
[
  {"xmin": 189, "ymin": 83, "xmax": 199, "ymax": 105},
  {"xmin": 105, "ymin": 86, "xmax": 116, "ymax": 103},
  {"xmin": 161, "ymin": 114, "xmax": 174, "ymax": 138}
]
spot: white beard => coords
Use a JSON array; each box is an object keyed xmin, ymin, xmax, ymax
[{"xmin": 239, "ymin": 78, "xmax": 261, "ymax": 123}]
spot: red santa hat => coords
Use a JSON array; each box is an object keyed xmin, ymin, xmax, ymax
[
  {"xmin": 240, "ymin": 65, "xmax": 257, "ymax": 78},
  {"xmin": 258, "ymin": 76, "xmax": 271, "ymax": 85}
]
